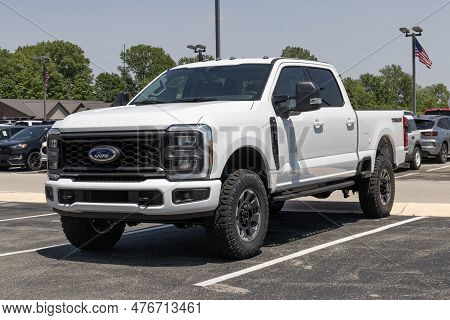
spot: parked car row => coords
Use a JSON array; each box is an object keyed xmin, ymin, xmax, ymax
[
  {"xmin": 0, "ymin": 125, "xmax": 51, "ymax": 171},
  {"xmin": 403, "ymin": 111, "xmax": 450, "ymax": 169},
  {"xmin": 0, "ymin": 119, "xmax": 56, "ymax": 126}
]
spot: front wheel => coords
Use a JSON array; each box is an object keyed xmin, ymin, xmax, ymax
[
  {"xmin": 358, "ymin": 154, "xmax": 395, "ymax": 219},
  {"xmin": 61, "ymin": 216, "xmax": 125, "ymax": 250},
  {"xmin": 26, "ymin": 151, "xmax": 42, "ymax": 171},
  {"xmin": 205, "ymin": 169, "xmax": 269, "ymax": 260},
  {"xmin": 436, "ymin": 143, "xmax": 448, "ymax": 164},
  {"xmin": 409, "ymin": 146, "xmax": 422, "ymax": 170}
]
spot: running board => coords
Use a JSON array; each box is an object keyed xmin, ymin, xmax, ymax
[{"xmin": 271, "ymin": 181, "xmax": 355, "ymax": 202}]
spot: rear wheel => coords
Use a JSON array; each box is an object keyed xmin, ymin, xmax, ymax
[
  {"xmin": 61, "ymin": 216, "xmax": 125, "ymax": 250},
  {"xmin": 409, "ymin": 146, "xmax": 422, "ymax": 170},
  {"xmin": 436, "ymin": 143, "xmax": 448, "ymax": 164},
  {"xmin": 26, "ymin": 151, "xmax": 42, "ymax": 171},
  {"xmin": 358, "ymin": 154, "xmax": 395, "ymax": 219},
  {"xmin": 205, "ymin": 169, "xmax": 269, "ymax": 260}
]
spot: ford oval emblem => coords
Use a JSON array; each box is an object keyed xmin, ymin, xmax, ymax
[{"xmin": 88, "ymin": 145, "xmax": 121, "ymax": 163}]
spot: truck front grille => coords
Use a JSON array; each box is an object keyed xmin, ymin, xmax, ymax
[{"xmin": 59, "ymin": 132, "xmax": 165, "ymax": 176}]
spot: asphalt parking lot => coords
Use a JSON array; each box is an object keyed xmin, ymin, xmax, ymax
[{"xmin": 0, "ymin": 161, "xmax": 449, "ymax": 299}]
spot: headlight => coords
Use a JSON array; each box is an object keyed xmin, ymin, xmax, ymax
[
  {"xmin": 47, "ymin": 128, "xmax": 61, "ymax": 174},
  {"xmin": 11, "ymin": 143, "xmax": 28, "ymax": 149},
  {"xmin": 164, "ymin": 124, "xmax": 213, "ymax": 180}
]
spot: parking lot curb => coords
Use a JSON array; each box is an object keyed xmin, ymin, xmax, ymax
[{"xmin": 0, "ymin": 192, "xmax": 46, "ymax": 204}]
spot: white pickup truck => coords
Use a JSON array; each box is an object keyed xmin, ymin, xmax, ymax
[{"xmin": 45, "ymin": 58, "xmax": 407, "ymax": 259}]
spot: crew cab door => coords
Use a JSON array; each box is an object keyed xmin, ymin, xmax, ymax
[
  {"xmin": 304, "ymin": 66, "xmax": 358, "ymax": 177},
  {"xmin": 271, "ymin": 64, "xmax": 358, "ymax": 190}
]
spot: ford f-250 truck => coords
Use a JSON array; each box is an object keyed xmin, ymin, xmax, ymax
[{"xmin": 45, "ymin": 58, "xmax": 407, "ymax": 259}]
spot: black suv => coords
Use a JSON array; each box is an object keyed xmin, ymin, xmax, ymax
[
  {"xmin": 0, "ymin": 126, "xmax": 27, "ymax": 142},
  {"xmin": 0, "ymin": 125, "xmax": 51, "ymax": 171}
]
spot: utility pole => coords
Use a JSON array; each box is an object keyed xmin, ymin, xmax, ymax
[
  {"xmin": 33, "ymin": 55, "xmax": 50, "ymax": 121},
  {"xmin": 123, "ymin": 44, "xmax": 126, "ymax": 73},
  {"xmin": 399, "ymin": 26, "xmax": 423, "ymax": 115},
  {"xmin": 215, "ymin": 0, "xmax": 221, "ymax": 60}
]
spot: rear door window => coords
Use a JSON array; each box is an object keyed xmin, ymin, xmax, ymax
[
  {"xmin": 437, "ymin": 118, "xmax": 450, "ymax": 130},
  {"xmin": 305, "ymin": 67, "xmax": 344, "ymax": 107}
]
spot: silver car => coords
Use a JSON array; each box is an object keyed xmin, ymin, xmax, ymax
[
  {"xmin": 415, "ymin": 115, "xmax": 450, "ymax": 163},
  {"xmin": 404, "ymin": 114, "xmax": 422, "ymax": 169}
]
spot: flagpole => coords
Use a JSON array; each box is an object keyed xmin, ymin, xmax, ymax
[{"xmin": 412, "ymin": 35, "xmax": 416, "ymax": 115}]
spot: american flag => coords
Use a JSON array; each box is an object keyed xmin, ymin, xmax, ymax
[{"xmin": 414, "ymin": 38, "xmax": 432, "ymax": 69}]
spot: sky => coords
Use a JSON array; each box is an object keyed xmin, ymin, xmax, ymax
[{"xmin": 0, "ymin": 0, "xmax": 449, "ymax": 89}]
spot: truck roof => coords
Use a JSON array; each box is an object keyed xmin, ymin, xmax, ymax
[{"xmin": 171, "ymin": 57, "xmax": 333, "ymax": 69}]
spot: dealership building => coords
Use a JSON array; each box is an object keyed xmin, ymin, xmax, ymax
[{"xmin": 0, "ymin": 99, "xmax": 111, "ymax": 120}]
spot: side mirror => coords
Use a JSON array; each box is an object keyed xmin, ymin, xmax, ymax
[
  {"xmin": 113, "ymin": 92, "xmax": 130, "ymax": 107},
  {"xmin": 295, "ymin": 81, "xmax": 322, "ymax": 112}
]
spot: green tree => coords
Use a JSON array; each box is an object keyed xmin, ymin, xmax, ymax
[
  {"xmin": 281, "ymin": 46, "xmax": 318, "ymax": 61},
  {"xmin": 0, "ymin": 41, "xmax": 94, "ymax": 100},
  {"xmin": 178, "ymin": 55, "xmax": 214, "ymax": 65},
  {"xmin": 119, "ymin": 45, "xmax": 176, "ymax": 93},
  {"xmin": 379, "ymin": 64, "xmax": 412, "ymax": 108},
  {"xmin": 94, "ymin": 72, "xmax": 127, "ymax": 102},
  {"xmin": 417, "ymin": 83, "xmax": 450, "ymax": 113},
  {"xmin": 342, "ymin": 77, "xmax": 375, "ymax": 109}
]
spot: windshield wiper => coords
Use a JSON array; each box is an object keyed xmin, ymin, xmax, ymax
[
  {"xmin": 173, "ymin": 97, "xmax": 219, "ymax": 103},
  {"xmin": 132, "ymin": 100, "xmax": 164, "ymax": 105}
]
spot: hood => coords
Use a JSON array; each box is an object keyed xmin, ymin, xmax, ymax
[
  {"xmin": 0, "ymin": 139, "xmax": 26, "ymax": 147},
  {"xmin": 54, "ymin": 101, "xmax": 253, "ymax": 132}
]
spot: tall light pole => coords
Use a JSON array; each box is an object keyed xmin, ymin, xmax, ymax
[
  {"xmin": 33, "ymin": 55, "xmax": 50, "ymax": 121},
  {"xmin": 399, "ymin": 26, "xmax": 423, "ymax": 115},
  {"xmin": 215, "ymin": 0, "xmax": 221, "ymax": 60}
]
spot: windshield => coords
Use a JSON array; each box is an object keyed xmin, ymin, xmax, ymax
[
  {"xmin": 10, "ymin": 126, "xmax": 49, "ymax": 141},
  {"xmin": 415, "ymin": 119, "xmax": 435, "ymax": 130},
  {"xmin": 131, "ymin": 64, "xmax": 272, "ymax": 105}
]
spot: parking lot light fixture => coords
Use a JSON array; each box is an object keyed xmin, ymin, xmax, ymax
[
  {"xmin": 32, "ymin": 55, "xmax": 50, "ymax": 121},
  {"xmin": 186, "ymin": 44, "xmax": 207, "ymax": 62},
  {"xmin": 399, "ymin": 26, "xmax": 424, "ymax": 115}
]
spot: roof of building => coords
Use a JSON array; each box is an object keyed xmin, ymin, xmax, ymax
[{"xmin": 0, "ymin": 99, "xmax": 111, "ymax": 119}]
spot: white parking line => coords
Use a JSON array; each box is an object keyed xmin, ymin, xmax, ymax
[
  {"xmin": 0, "ymin": 224, "xmax": 173, "ymax": 258},
  {"xmin": 396, "ymin": 172, "xmax": 419, "ymax": 179},
  {"xmin": 0, "ymin": 213, "xmax": 57, "ymax": 223},
  {"xmin": 426, "ymin": 165, "xmax": 450, "ymax": 172},
  {"xmin": 194, "ymin": 217, "xmax": 426, "ymax": 287}
]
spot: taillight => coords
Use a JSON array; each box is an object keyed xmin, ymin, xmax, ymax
[
  {"xmin": 421, "ymin": 131, "xmax": 438, "ymax": 137},
  {"xmin": 403, "ymin": 116, "xmax": 408, "ymax": 150}
]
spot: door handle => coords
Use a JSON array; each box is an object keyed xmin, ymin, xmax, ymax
[
  {"xmin": 346, "ymin": 118, "xmax": 356, "ymax": 125},
  {"xmin": 313, "ymin": 120, "xmax": 324, "ymax": 128}
]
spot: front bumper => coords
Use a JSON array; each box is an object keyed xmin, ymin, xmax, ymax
[
  {"xmin": 0, "ymin": 153, "xmax": 26, "ymax": 166},
  {"xmin": 45, "ymin": 178, "xmax": 222, "ymax": 220}
]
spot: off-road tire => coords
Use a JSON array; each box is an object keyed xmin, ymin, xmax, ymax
[
  {"xmin": 409, "ymin": 146, "xmax": 422, "ymax": 170},
  {"xmin": 61, "ymin": 216, "xmax": 125, "ymax": 250},
  {"xmin": 205, "ymin": 169, "xmax": 269, "ymax": 260},
  {"xmin": 269, "ymin": 201, "xmax": 285, "ymax": 215},
  {"xmin": 358, "ymin": 154, "xmax": 395, "ymax": 219},
  {"xmin": 436, "ymin": 143, "xmax": 448, "ymax": 164}
]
